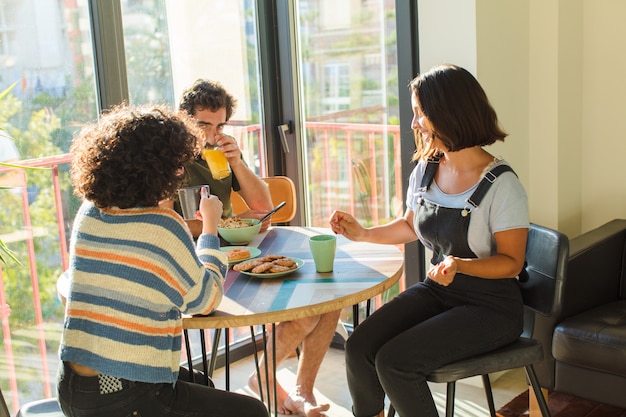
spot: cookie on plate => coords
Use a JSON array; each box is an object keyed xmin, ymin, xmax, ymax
[
  {"xmin": 233, "ymin": 259, "xmax": 264, "ymax": 272},
  {"xmin": 226, "ymin": 248, "xmax": 250, "ymax": 261}
]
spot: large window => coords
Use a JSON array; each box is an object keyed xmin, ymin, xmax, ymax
[
  {"xmin": 0, "ymin": 0, "xmax": 98, "ymax": 411},
  {"xmin": 121, "ymin": 0, "xmax": 175, "ymax": 106},
  {"xmin": 122, "ymin": 0, "xmax": 267, "ymax": 176},
  {"xmin": 0, "ymin": 1, "xmax": 416, "ymax": 411},
  {"xmin": 296, "ymin": 0, "xmax": 403, "ymax": 227},
  {"xmin": 291, "ymin": 0, "xmax": 404, "ymax": 343},
  {"xmin": 322, "ymin": 63, "xmax": 351, "ymax": 113},
  {"xmin": 119, "ymin": 0, "xmax": 270, "ymax": 387},
  {"xmin": 0, "ymin": 0, "xmax": 98, "ymax": 159}
]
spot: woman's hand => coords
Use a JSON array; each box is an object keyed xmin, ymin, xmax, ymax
[
  {"xmin": 197, "ymin": 187, "xmax": 222, "ymax": 235},
  {"xmin": 329, "ymin": 210, "xmax": 364, "ymax": 241},
  {"xmin": 427, "ymin": 255, "xmax": 457, "ymax": 286}
]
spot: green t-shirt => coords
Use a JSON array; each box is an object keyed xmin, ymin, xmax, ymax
[{"xmin": 174, "ymin": 156, "xmax": 242, "ymax": 218}]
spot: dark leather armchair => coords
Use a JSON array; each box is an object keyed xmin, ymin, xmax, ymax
[{"xmin": 528, "ymin": 219, "xmax": 626, "ymax": 408}]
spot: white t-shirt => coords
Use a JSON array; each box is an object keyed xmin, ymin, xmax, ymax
[{"xmin": 406, "ymin": 159, "xmax": 529, "ymax": 259}]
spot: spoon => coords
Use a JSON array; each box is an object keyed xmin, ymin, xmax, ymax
[{"xmin": 259, "ymin": 201, "xmax": 286, "ymax": 223}]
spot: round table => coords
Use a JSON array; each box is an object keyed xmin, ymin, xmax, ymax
[
  {"xmin": 183, "ymin": 226, "xmax": 404, "ymax": 416},
  {"xmin": 184, "ymin": 226, "xmax": 404, "ymax": 328}
]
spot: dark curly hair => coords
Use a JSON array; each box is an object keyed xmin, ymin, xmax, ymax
[
  {"xmin": 410, "ymin": 64, "xmax": 507, "ymax": 161},
  {"xmin": 70, "ymin": 104, "xmax": 199, "ymax": 209},
  {"xmin": 178, "ymin": 79, "xmax": 238, "ymax": 121}
]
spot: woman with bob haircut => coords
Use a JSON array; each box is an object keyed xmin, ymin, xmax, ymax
[{"xmin": 330, "ymin": 64, "xmax": 529, "ymax": 417}]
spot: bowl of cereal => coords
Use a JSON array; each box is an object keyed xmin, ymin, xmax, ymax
[{"xmin": 217, "ymin": 217, "xmax": 262, "ymax": 245}]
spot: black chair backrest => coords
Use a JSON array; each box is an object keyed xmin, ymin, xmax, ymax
[
  {"xmin": 520, "ymin": 223, "xmax": 569, "ymax": 316},
  {"xmin": 0, "ymin": 387, "xmax": 11, "ymax": 417}
]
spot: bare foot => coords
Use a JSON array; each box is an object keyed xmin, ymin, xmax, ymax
[
  {"xmin": 283, "ymin": 389, "xmax": 330, "ymax": 417},
  {"xmin": 248, "ymin": 373, "xmax": 292, "ymax": 414}
]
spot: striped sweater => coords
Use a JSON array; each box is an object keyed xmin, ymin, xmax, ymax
[{"xmin": 59, "ymin": 201, "xmax": 227, "ymax": 384}]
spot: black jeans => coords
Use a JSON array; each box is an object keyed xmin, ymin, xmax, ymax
[
  {"xmin": 345, "ymin": 277, "xmax": 523, "ymax": 417},
  {"xmin": 57, "ymin": 362, "xmax": 268, "ymax": 417}
]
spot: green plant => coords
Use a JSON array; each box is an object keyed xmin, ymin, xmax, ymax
[
  {"xmin": 0, "ymin": 238, "xmax": 17, "ymax": 265},
  {"xmin": 0, "ymin": 80, "xmax": 19, "ymax": 264},
  {"xmin": 0, "ymin": 81, "xmax": 48, "ymax": 265}
]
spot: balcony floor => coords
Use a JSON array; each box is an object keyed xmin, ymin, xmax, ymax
[{"xmin": 210, "ymin": 346, "xmax": 528, "ymax": 416}]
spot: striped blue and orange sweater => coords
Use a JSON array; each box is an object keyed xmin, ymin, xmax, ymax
[{"xmin": 59, "ymin": 201, "xmax": 227, "ymax": 384}]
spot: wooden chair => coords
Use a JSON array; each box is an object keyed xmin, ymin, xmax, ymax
[
  {"xmin": 389, "ymin": 223, "xmax": 569, "ymax": 417},
  {"xmin": 230, "ymin": 176, "xmax": 297, "ymax": 223}
]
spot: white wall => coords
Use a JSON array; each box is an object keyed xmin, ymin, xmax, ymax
[
  {"xmin": 418, "ymin": 0, "xmax": 626, "ymax": 237},
  {"xmin": 418, "ymin": 0, "xmax": 477, "ymax": 74},
  {"xmin": 581, "ymin": 0, "xmax": 626, "ymax": 232}
]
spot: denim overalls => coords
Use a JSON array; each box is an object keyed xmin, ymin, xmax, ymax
[{"xmin": 345, "ymin": 158, "xmax": 524, "ymax": 417}]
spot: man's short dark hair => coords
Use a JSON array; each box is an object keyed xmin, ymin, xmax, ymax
[{"xmin": 178, "ymin": 79, "xmax": 238, "ymax": 121}]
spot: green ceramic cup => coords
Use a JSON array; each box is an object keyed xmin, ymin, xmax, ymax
[{"xmin": 309, "ymin": 234, "xmax": 337, "ymax": 272}]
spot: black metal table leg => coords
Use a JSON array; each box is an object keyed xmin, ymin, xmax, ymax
[
  {"xmin": 199, "ymin": 329, "xmax": 209, "ymax": 386},
  {"xmin": 208, "ymin": 328, "xmax": 222, "ymax": 377},
  {"xmin": 353, "ymin": 304, "xmax": 359, "ymax": 327},
  {"xmin": 272, "ymin": 323, "xmax": 277, "ymax": 417},
  {"xmin": 225, "ymin": 328, "xmax": 230, "ymax": 391},
  {"xmin": 183, "ymin": 329, "xmax": 194, "ymax": 382},
  {"xmin": 250, "ymin": 326, "xmax": 264, "ymax": 400}
]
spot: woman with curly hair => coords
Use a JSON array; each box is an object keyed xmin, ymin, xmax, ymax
[{"xmin": 57, "ymin": 104, "xmax": 268, "ymax": 417}]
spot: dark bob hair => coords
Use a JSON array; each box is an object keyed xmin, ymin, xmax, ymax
[
  {"xmin": 70, "ymin": 104, "xmax": 198, "ymax": 209},
  {"xmin": 409, "ymin": 64, "xmax": 507, "ymax": 161}
]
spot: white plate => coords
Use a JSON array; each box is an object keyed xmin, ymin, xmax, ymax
[
  {"xmin": 239, "ymin": 257, "xmax": 304, "ymax": 278},
  {"xmin": 220, "ymin": 246, "xmax": 262, "ymax": 265}
]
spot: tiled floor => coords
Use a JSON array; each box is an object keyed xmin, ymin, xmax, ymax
[{"xmin": 211, "ymin": 346, "xmax": 529, "ymax": 417}]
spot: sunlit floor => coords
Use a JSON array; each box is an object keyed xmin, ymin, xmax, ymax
[{"xmin": 210, "ymin": 346, "xmax": 529, "ymax": 417}]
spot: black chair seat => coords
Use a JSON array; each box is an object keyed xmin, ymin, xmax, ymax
[
  {"xmin": 388, "ymin": 224, "xmax": 568, "ymax": 417},
  {"xmin": 1, "ymin": 387, "xmax": 64, "ymax": 417},
  {"xmin": 428, "ymin": 337, "xmax": 543, "ymax": 383},
  {"xmin": 16, "ymin": 398, "xmax": 64, "ymax": 417}
]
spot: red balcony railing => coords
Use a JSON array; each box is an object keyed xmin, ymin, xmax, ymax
[{"xmin": 0, "ymin": 154, "xmax": 71, "ymax": 413}]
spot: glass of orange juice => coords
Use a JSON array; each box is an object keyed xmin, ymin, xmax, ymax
[{"xmin": 201, "ymin": 145, "xmax": 231, "ymax": 180}]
